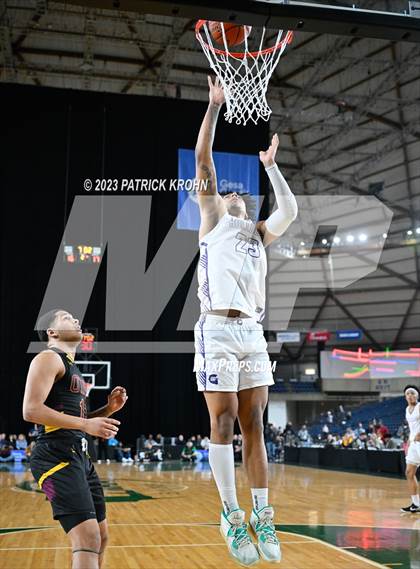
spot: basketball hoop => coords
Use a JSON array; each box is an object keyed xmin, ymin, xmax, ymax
[{"xmin": 196, "ymin": 20, "xmax": 293, "ymax": 126}]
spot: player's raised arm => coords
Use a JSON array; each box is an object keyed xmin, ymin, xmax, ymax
[
  {"xmin": 257, "ymin": 134, "xmax": 298, "ymax": 247},
  {"xmin": 195, "ymin": 76, "xmax": 225, "ymax": 218}
]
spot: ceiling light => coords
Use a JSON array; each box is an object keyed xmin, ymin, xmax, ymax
[
  {"xmin": 333, "ymin": 236, "xmax": 340, "ymax": 244},
  {"xmin": 358, "ymin": 234, "xmax": 367, "ymax": 242},
  {"xmin": 346, "ymin": 234, "xmax": 354, "ymax": 243}
]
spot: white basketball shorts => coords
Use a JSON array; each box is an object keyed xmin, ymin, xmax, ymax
[
  {"xmin": 194, "ymin": 313, "xmax": 274, "ymax": 392},
  {"xmin": 406, "ymin": 441, "xmax": 420, "ymax": 466}
]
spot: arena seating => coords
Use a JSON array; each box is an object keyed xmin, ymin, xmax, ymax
[
  {"xmin": 270, "ymin": 380, "xmax": 320, "ymax": 393},
  {"xmin": 310, "ymin": 397, "xmax": 406, "ymax": 437}
]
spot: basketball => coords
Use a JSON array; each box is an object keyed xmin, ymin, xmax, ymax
[{"xmin": 208, "ymin": 21, "xmax": 252, "ymax": 47}]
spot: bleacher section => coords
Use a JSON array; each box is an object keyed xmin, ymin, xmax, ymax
[
  {"xmin": 270, "ymin": 379, "xmax": 320, "ymax": 394},
  {"xmin": 310, "ymin": 397, "xmax": 406, "ymax": 437}
]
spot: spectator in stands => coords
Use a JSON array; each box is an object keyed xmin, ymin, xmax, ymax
[
  {"xmin": 284, "ymin": 422, "xmax": 294, "ymax": 434},
  {"xmin": 264, "ymin": 423, "xmax": 277, "ymax": 462},
  {"xmin": 326, "ymin": 410, "xmax": 334, "ymax": 424},
  {"xmin": 354, "ymin": 432, "xmax": 368, "ymax": 449},
  {"xmin": 325, "ymin": 434, "xmax": 340, "ymax": 448},
  {"xmin": 0, "ymin": 433, "xmax": 6, "ymax": 445},
  {"xmin": 149, "ymin": 446, "xmax": 163, "ymax": 462},
  {"xmin": 284, "ymin": 428, "xmax": 297, "ymax": 447},
  {"xmin": 137, "ymin": 442, "xmax": 163, "ymax": 463},
  {"xmin": 354, "ymin": 422, "xmax": 366, "ymax": 437},
  {"xmin": 0, "ymin": 440, "xmax": 13, "ymax": 462},
  {"xmin": 342, "ymin": 428, "xmax": 355, "ymax": 448},
  {"xmin": 385, "ymin": 434, "xmax": 401, "ymax": 450},
  {"xmin": 176, "ymin": 434, "xmax": 185, "ymax": 446},
  {"xmin": 181, "ymin": 440, "xmax": 197, "ymax": 462},
  {"xmin": 376, "ymin": 420, "xmax": 390, "ymax": 441},
  {"xmin": 155, "ymin": 433, "xmax": 164, "ymax": 446},
  {"xmin": 201, "ymin": 436, "xmax": 210, "ymax": 450},
  {"xmin": 322, "ymin": 424, "xmax": 329, "ymax": 438},
  {"xmin": 16, "ymin": 434, "xmax": 28, "ymax": 451},
  {"xmin": 298, "ymin": 424, "xmax": 311, "ymax": 446},
  {"xmin": 397, "ymin": 423, "xmax": 409, "ymax": 439},
  {"xmin": 147, "ymin": 434, "xmax": 157, "ymax": 446},
  {"xmin": 116, "ymin": 442, "xmax": 133, "ymax": 463},
  {"xmin": 324, "ymin": 434, "xmax": 335, "ymax": 448},
  {"xmin": 196, "ymin": 434, "xmax": 202, "ymax": 448},
  {"xmin": 338, "ymin": 405, "xmax": 346, "ymax": 424},
  {"xmin": 274, "ymin": 431, "xmax": 284, "ymax": 461},
  {"xmin": 9, "ymin": 434, "xmax": 17, "ymax": 449},
  {"xmin": 367, "ymin": 433, "xmax": 384, "ymax": 450},
  {"xmin": 28, "ymin": 424, "xmax": 39, "ymax": 442}
]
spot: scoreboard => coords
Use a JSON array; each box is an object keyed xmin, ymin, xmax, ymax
[{"xmin": 64, "ymin": 244, "xmax": 102, "ymax": 264}]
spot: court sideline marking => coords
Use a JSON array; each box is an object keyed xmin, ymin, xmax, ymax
[
  {"xmin": 0, "ymin": 541, "xmax": 359, "ymax": 551},
  {"xmin": 280, "ymin": 530, "xmax": 388, "ymax": 569},
  {"xmin": 0, "ymin": 521, "xmax": 418, "ymax": 535}
]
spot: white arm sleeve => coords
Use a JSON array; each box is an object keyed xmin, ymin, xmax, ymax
[{"xmin": 264, "ymin": 163, "xmax": 298, "ymax": 237}]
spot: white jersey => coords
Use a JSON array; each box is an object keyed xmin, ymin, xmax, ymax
[
  {"xmin": 197, "ymin": 213, "xmax": 267, "ymax": 321},
  {"xmin": 406, "ymin": 403, "xmax": 420, "ymax": 442}
]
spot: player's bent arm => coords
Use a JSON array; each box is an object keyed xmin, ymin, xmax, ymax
[
  {"xmin": 88, "ymin": 405, "xmax": 112, "ymax": 419},
  {"xmin": 259, "ymin": 163, "xmax": 298, "ymax": 247},
  {"xmin": 89, "ymin": 385, "xmax": 127, "ymax": 418},
  {"xmin": 22, "ymin": 352, "xmax": 120, "ymax": 438}
]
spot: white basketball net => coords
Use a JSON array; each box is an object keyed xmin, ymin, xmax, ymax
[{"xmin": 196, "ymin": 22, "xmax": 293, "ymax": 126}]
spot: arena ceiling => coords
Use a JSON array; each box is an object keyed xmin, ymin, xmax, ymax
[{"xmin": 1, "ymin": 0, "xmax": 419, "ymax": 358}]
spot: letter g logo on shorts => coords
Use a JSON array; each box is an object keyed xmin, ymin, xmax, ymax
[{"xmin": 208, "ymin": 374, "xmax": 219, "ymax": 385}]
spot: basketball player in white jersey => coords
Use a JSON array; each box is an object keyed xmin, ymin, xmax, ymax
[
  {"xmin": 402, "ymin": 385, "xmax": 420, "ymax": 513},
  {"xmin": 194, "ymin": 77, "xmax": 298, "ymax": 566}
]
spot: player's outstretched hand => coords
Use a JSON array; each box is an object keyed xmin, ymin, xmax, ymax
[
  {"xmin": 208, "ymin": 75, "xmax": 225, "ymax": 107},
  {"xmin": 84, "ymin": 417, "xmax": 120, "ymax": 439},
  {"xmin": 259, "ymin": 133, "xmax": 279, "ymax": 168}
]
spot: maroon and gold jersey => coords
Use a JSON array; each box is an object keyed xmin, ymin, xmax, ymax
[{"xmin": 37, "ymin": 347, "xmax": 89, "ymax": 441}]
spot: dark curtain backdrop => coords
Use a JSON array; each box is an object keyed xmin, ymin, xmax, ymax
[{"xmin": 0, "ymin": 83, "xmax": 270, "ymax": 445}]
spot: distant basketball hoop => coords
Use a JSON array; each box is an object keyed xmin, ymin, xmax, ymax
[{"xmin": 196, "ymin": 20, "xmax": 293, "ymax": 126}]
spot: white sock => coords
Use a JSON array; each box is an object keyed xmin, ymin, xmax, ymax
[
  {"xmin": 209, "ymin": 442, "xmax": 239, "ymax": 514},
  {"xmin": 412, "ymin": 494, "xmax": 419, "ymax": 506},
  {"xmin": 251, "ymin": 488, "xmax": 268, "ymax": 511}
]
